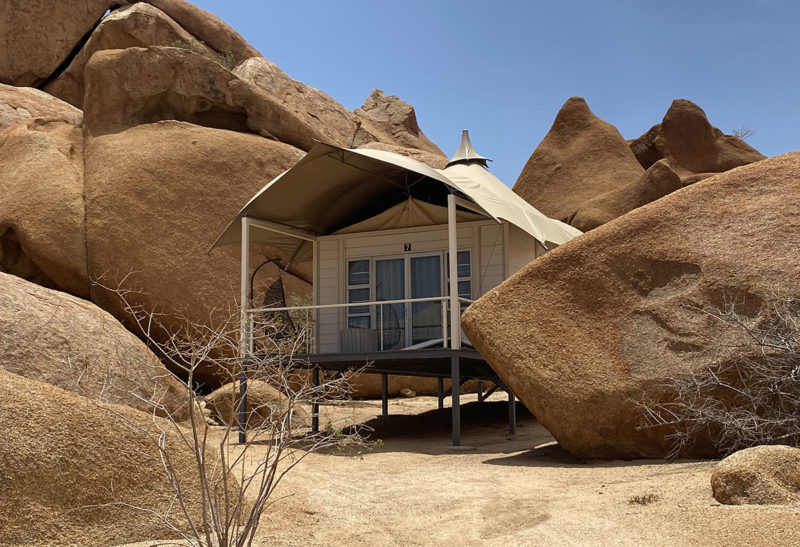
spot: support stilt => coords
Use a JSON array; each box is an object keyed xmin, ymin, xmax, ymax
[
  {"xmin": 312, "ymin": 367, "xmax": 320, "ymax": 434},
  {"xmin": 381, "ymin": 373, "xmax": 389, "ymax": 416},
  {"xmin": 450, "ymin": 354, "xmax": 461, "ymax": 446},
  {"xmin": 437, "ymin": 377, "xmax": 444, "ymax": 410},
  {"xmin": 508, "ymin": 388, "xmax": 517, "ymax": 435}
]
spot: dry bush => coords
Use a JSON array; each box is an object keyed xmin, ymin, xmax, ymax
[
  {"xmin": 85, "ymin": 277, "xmax": 371, "ymax": 546},
  {"xmin": 731, "ymin": 127, "xmax": 756, "ymax": 140},
  {"xmin": 639, "ymin": 289, "xmax": 800, "ymax": 457}
]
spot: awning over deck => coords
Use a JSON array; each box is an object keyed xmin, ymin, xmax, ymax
[{"xmin": 210, "ymin": 137, "xmax": 581, "ymax": 264}]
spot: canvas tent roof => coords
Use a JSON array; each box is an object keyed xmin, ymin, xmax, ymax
[
  {"xmin": 333, "ymin": 198, "xmax": 485, "ymax": 234},
  {"xmin": 210, "ymin": 138, "xmax": 581, "ymax": 265}
]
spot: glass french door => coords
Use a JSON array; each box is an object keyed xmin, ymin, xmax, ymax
[
  {"xmin": 410, "ymin": 255, "xmax": 442, "ymax": 345},
  {"xmin": 375, "ymin": 254, "xmax": 443, "ymax": 349},
  {"xmin": 375, "ymin": 258, "xmax": 406, "ymax": 350}
]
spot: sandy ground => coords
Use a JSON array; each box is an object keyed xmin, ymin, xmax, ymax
[
  {"xmin": 119, "ymin": 393, "xmax": 800, "ymax": 546},
  {"xmin": 247, "ymin": 394, "xmax": 800, "ymax": 546}
]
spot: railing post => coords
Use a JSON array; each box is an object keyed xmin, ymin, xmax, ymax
[
  {"xmin": 379, "ymin": 304, "xmax": 384, "ymax": 351},
  {"xmin": 441, "ymin": 298, "xmax": 448, "ymax": 348}
]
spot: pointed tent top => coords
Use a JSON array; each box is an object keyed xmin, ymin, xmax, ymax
[{"xmin": 446, "ymin": 129, "xmax": 490, "ymax": 167}]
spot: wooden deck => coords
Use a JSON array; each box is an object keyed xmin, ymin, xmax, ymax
[{"xmin": 283, "ymin": 347, "xmax": 515, "ymax": 447}]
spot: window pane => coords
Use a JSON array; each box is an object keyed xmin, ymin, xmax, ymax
[
  {"xmin": 349, "ymin": 288, "xmax": 370, "ymax": 303},
  {"xmin": 446, "ymin": 251, "xmax": 471, "ymax": 279},
  {"xmin": 348, "ymin": 260, "xmax": 370, "ymax": 286},
  {"xmin": 457, "ymin": 251, "xmax": 470, "ymax": 278},
  {"xmin": 348, "ymin": 305, "xmax": 369, "ymax": 314},
  {"xmin": 458, "ymin": 281, "xmax": 471, "ymax": 299},
  {"xmin": 348, "ymin": 316, "xmax": 371, "ymax": 329}
]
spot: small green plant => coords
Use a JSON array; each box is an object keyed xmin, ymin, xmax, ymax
[
  {"xmin": 171, "ymin": 38, "xmax": 238, "ymax": 71},
  {"xmin": 217, "ymin": 47, "xmax": 238, "ymax": 70},
  {"xmin": 628, "ymin": 493, "xmax": 660, "ymax": 505},
  {"xmin": 171, "ymin": 37, "xmax": 205, "ymax": 53}
]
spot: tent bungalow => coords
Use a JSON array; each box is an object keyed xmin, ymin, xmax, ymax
[{"xmin": 211, "ymin": 131, "xmax": 581, "ymax": 446}]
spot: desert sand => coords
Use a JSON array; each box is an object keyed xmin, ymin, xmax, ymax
[{"xmin": 214, "ymin": 393, "xmax": 800, "ymax": 546}]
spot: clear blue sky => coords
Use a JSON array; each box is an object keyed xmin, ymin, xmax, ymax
[{"xmin": 194, "ymin": 0, "xmax": 799, "ymax": 185}]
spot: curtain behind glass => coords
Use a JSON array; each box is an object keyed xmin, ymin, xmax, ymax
[
  {"xmin": 411, "ymin": 256, "xmax": 442, "ymax": 344},
  {"xmin": 376, "ymin": 259, "xmax": 405, "ymax": 349}
]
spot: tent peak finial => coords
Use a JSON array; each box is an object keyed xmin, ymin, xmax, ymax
[{"xmin": 446, "ymin": 129, "xmax": 491, "ymax": 167}]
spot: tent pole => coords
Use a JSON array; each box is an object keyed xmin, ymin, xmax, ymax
[
  {"xmin": 508, "ymin": 388, "xmax": 517, "ymax": 435},
  {"xmin": 381, "ymin": 373, "xmax": 389, "ymax": 416},
  {"xmin": 447, "ymin": 194, "xmax": 460, "ymax": 351},
  {"xmin": 450, "ymin": 353, "xmax": 461, "ymax": 446},
  {"xmin": 238, "ymin": 217, "xmax": 251, "ymax": 444},
  {"xmin": 312, "ymin": 239, "xmax": 318, "ymax": 353}
]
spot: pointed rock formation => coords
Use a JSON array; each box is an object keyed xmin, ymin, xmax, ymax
[
  {"xmin": 463, "ymin": 152, "xmax": 800, "ymax": 459},
  {"xmin": 629, "ymin": 99, "xmax": 765, "ymax": 179},
  {"xmin": 0, "ymin": 83, "xmax": 83, "ymax": 130},
  {"xmin": 512, "ymin": 97, "xmax": 644, "ymax": 222},
  {"xmin": 0, "ymin": 0, "xmax": 114, "ymax": 87},
  {"xmin": 570, "ymin": 159, "xmax": 681, "ymax": 232},
  {"xmin": 353, "ymin": 89, "xmax": 444, "ymax": 157},
  {"xmin": 44, "ymin": 3, "xmax": 218, "ymax": 108}
]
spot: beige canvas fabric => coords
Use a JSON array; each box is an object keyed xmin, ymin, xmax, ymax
[
  {"xmin": 210, "ymin": 141, "xmax": 581, "ymax": 263},
  {"xmin": 334, "ymin": 198, "xmax": 484, "ymax": 234}
]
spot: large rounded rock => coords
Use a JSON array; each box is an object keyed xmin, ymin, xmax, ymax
[
  {"xmin": 712, "ymin": 445, "xmax": 800, "ymax": 505},
  {"xmin": 0, "ymin": 84, "xmax": 82, "ymax": 130},
  {"xmin": 204, "ymin": 380, "xmax": 309, "ymax": 429},
  {"xmin": 234, "ymin": 57, "xmax": 360, "ymax": 148},
  {"xmin": 140, "ymin": 0, "xmax": 262, "ymax": 62},
  {"xmin": 0, "ymin": 0, "xmax": 114, "ymax": 86},
  {"xmin": 0, "ymin": 370, "xmax": 210, "ymax": 545},
  {"xmin": 570, "ymin": 159, "xmax": 681, "ymax": 232},
  {"xmin": 0, "ymin": 272, "xmax": 188, "ymax": 419},
  {"xmin": 44, "ymin": 3, "xmax": 217, "ymax": 109},
  {"xmin": 83, "ymin": 46, "xmax": 324, "ymax": 150},
  {"xmin": 353, "ymin": 89, "xmax": 445, "ymax": 158},
  {"xmin": 0, "ymin": 118, "xmax": 88, "ymax": 296},
  {"xmin": 84, "ymin": 121, "xmax": 308, "ymax": 384},
  {"xmin": 462, "ymin": 152, "xmax": 800, "ymax": 459},
  {"xmin": 512, "ymin": 97, "xmax": 645, "ymax": 222},
  {"xmin": 629, "ymin": 100, "xmax": 765, "ymax": 178}
]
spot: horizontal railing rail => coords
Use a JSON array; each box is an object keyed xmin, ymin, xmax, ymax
[
  {"xmin": 248, "ymin": 295, "xmax": 477, "ymax": 353},
  {"xmin": 247, "ymin": 295, "xmax": 448, "ymax": 314}
]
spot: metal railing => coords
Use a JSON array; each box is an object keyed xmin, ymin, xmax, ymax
[{"xmin": 246, "ymin": 295, "xmax": 474, "ymax": 353}]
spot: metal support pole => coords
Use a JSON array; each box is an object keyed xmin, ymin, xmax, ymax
[
  {"xmin": 238, "ymin": 360, "xmax": 248, "ymax": 444},
  {"xmin": 238, "ymin": 217, "xmax": 251, "ymax": 444},
  {"xmin": 437, "ymin": 377, "xmax": 444, "ymax": 410},
  {"xmin": 312, "ymin": 367, "xmax": 320, "ymax": 434},
  {"xmin": 477, "ymin": 381, "xmax": 484, "ymax": 402},
  {"xmin": 508, "ymin": 388, "xmax": 517, "ymax": 435},
  {"xmin": 450, "ymin": 353, "xmax": 461, "ymax": 446},
  {"xmin": 381, "ymin": 373, "xmax": 389, "ymax": 416},
  {"xmin": 447, "ymin": 193, "xmax": 460, "ymax": 351},
  {"xmin": 441, "ymin": 299, "xmax": 448, "ymax": 348}
]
